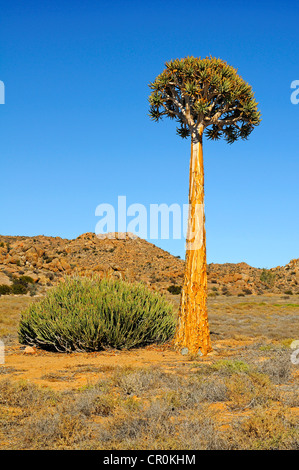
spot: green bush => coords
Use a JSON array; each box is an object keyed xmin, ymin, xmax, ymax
[{"xmin": 18, "ymin": 276, "xmax": 176, "ymax": 352}]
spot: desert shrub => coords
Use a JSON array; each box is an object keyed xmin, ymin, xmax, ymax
[
  {"xmin": 260, "ymin": 269, "xmax": 276, "ymax": 287},
  {"xmin": 0, "ymin": 379, "xmax": 54, "ymax": 410},
  {"xmin": 243, "ymin": 288, "xmax": 253, "ymax": 295},
  {"xmin": 18, "ymin": 276, "xmax": 176, "ymax": 352},
  {"xmin": 167, "ymin": 285, "xmax": 181, "ymax": 295},
  {"xmin": 11, "ymin": 282, "xmax": 28, "ymax": 295},
  {"xmin": 221, "ymin": 286, "xmax": 232, "ymax": 296},
  {"xmin": 28, "ymin": 283, "xmax": 38, "ymax": 297},
  {"xmin": 224, "ymin": 290, "xmax": 232, "ymax": 296},
  {"xmin": 0, "ymin": 276, "xmax": 35, "ymax": 296},
  {"xmin": 225, "ymin": 371, "xmax": 279, "ymax": 410},
  {"xmin": 113, "ymin": 368, "xmax": 157, "ymax": 396},
  {"xmin": 210, "ymin": 359, "xmax": 251, "ymax": 375},
  {"xmin": 18, "ymin": 275, "xmax": 35, "ymax": 285},
  {"xmin": 0, "ymin": 284, "xmax": 11, "ymax": 296},
  {"xmin": 256, "ymin": 351, "xmax": 292, "ymax": 384},
  {"xmin": 228, "ymin": 405, "xmax": 299, "ymax": 450},
  {"xmin": 169, "ymin": 377, "xmax": 228, "ymax": 406}
]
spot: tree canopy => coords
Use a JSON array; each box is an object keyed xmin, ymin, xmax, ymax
[{"xmin": 148, "ymin": 56, "xmax": 261, "ymax": 143}]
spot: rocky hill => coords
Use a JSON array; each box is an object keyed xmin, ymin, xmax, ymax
[{"xmin": 0, "ymin": 232, "xmax": 298, "ymax": 297}]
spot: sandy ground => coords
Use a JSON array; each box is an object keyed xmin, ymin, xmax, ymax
[
  {"xmin": 1, "ymin": 293, "xmax": 298, "ymax": 391},
  {"xmin": 3, "ymin": 343, "xmax": 220, "ymax": 390}
]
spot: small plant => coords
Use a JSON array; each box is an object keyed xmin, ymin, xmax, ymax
[
  {"xmin": 11, "ymin": 276, "xmax": 35, "ymax": 295},
  {"xmin": 211, "ymin": 359, "xmax": 251, "ymax": 375},
  {"xmin": 229, "ymin": 405, "xmax": 298, "ymax": 449},
  {"xmin": 18, "ymin": 276, "xmax": 35, "ymax": 285},
  {"xmin": 260, "ymin": 269, "xmax": 276, "ymax": 287},
  {"xmin": 0, "ymin": 275, "xmax": 35, "ymax": 296},
  {"xmin": 243, "ymin": 288, "xmax": 253, "ymax": 295},
  {"xmin": 223, "ymin": 290, "xmax": 232, "ymax": 296},
  {"xmin": 42, "ymin": 254, "xmax": 53, "ymax": 263},
  {"xmin": 284, "ymin": 289, "xmax": 293, "ymax": 295},
  {"xmin": 11, "ymin": 283, "xmax": 27, "ymax": 295},
  {"xmin": 167, "ymin": 285, "xmax": 182, "ymax": 295},
  {"xmin": 19, "ymin": 276, "xmax": 176, "ymax": 352},
  {"xmin": 0, "ymin": 284, "xmax": 11, "ymax": 296}
]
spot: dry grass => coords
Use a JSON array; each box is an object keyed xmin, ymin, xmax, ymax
[
  {"xmin": 0, "ymin": 296, "xmax": 38, "ymax": 343},
  {"xmin": 0, "ymin": 294, "xmax": 298, "ymax": 450},
  {"xmin": 0, "ymin": 360, "xmax": 298, "ymax": 450}
]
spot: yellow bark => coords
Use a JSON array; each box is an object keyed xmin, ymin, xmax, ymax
[{"xmin": 174, "ymin": 127, "xmax": 212, "ymax": 356}]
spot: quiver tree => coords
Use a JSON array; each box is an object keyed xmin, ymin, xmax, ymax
[{"xmin": 148, "ymin": 56, "xmax": 261, "ymax": 356}]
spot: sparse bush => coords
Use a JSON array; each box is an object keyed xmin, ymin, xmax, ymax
[
  {"xmin": 224, "ymin": 290, "xmax": 232, "ymax": 296},
  {"xmin": 167, "ymin": 285, "xmax": 181, "ymax": 295},
  {"xmin": 222, "ymin": 286, "xmax": 232, "ymax": 296},
  {"xmin": 260, "ymin": 269, "xmax": 276, "ymax": 287},
  {"xmin": 11, "ymin": 282, "xmax": 28, "ymax": 295},
  {"xmin": 19, "ymin": 275, "xmax": 35, "ymax": 285},
  {"xmin": 113, "ymin": 368, "xmax": 155, "ymax": 396},
  {"xmin": 228, "ymin": 406, "xmax": 299, "ymax": 449},
  {"xmin": 256, "ymin": 351, "xmax": 292, "ymax": 384},
  {"xmin": 19, "ymin": 276, "xmax": 176, "ymax": 352},
  {"xmin": 11, "ymin": 276, "xmax": 35, "ymax": 295},
  {"xmin": 211, "ymin": 359, "xmax": 251, "ymax": 375},
  {"xmin": 0, "ymin": 276, "xmax": 35, "ymax": 296},
  {"xmin": 243, "ymin": 288, "xmax": 253, "ymax": 295},
  {"xmin": 0, "ymin": 284, "xmax": 11, "ymax": 296},
  {"xmin": 225, "ymin": 371, "xmax": 279, "ymax": 410}
]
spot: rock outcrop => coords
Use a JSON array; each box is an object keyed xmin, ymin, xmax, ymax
[{"xmin": 0, "ymin": 234, "xmax": 298, "ymax": 296}]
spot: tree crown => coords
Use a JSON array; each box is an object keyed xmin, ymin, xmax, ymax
[{"xmin": 148, "ymin": 56, "xmax": 261, "ymax": 143}]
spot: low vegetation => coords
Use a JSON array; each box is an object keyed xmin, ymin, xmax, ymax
[
  {"xmin": 0, "ymin": 292, "xmax": 298, "ymax": 450},
  {"xmin": 167, "ymin": 285, "xmax": 181, "ymax": 295},
  {"xmin": 0, "ymin": 276, "xmax": 36, "ymax": 297},
  {"xmin": 18, "ymin": 277, "xmax": 176, "ymax": 352},
  {"xmin": 0, "ymin": 353, "xmax": 298, "ymax": 450}
]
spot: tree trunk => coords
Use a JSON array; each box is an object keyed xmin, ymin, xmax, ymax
[{"xmin": 174, "ymin": 126, "xmax": 212, "ymax": 356}]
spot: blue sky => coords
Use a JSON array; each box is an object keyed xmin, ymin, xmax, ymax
[{"xmin": 0, "ymin": 0, "xmax": 298, "ymax": 268}]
